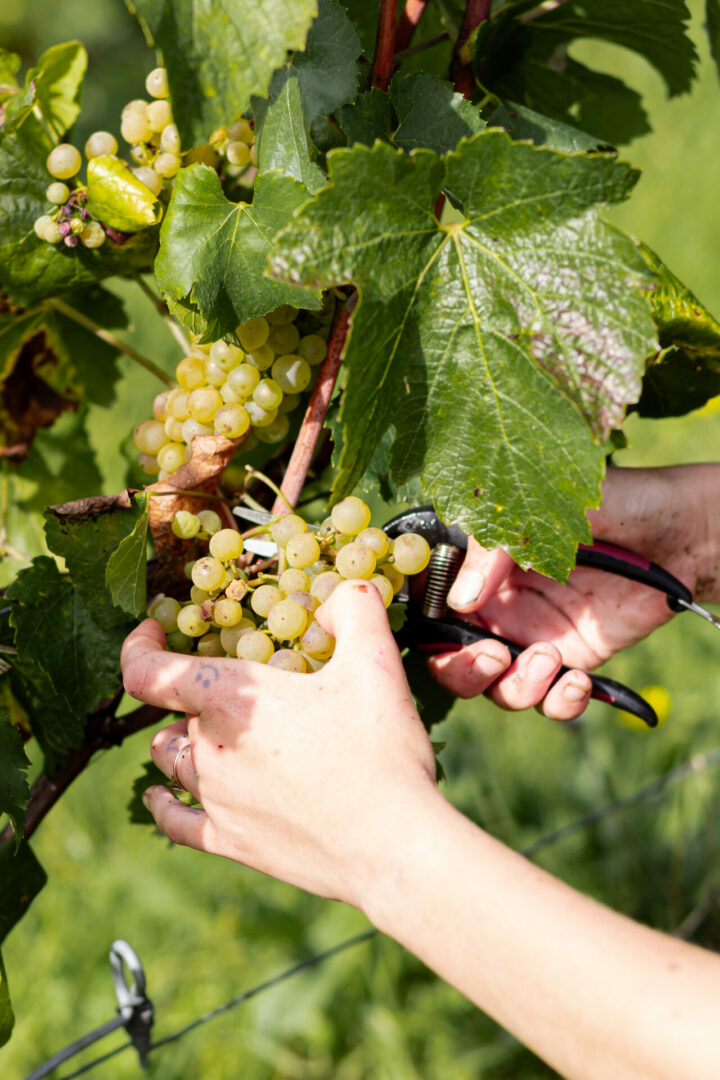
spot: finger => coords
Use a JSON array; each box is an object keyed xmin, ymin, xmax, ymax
[
  {"xmin": 122, "ymin": 619, "xmax": 237, "ymax": 714},
  {"xmin": 149, "ymin": 717, "xmax": 200, "ymax": 796},
  {"xmin": 427, "ymin": 640, "xmax": 512, "ymax": 699},
  {"xmin": 487, "ymin": 643, "xmax": 563, "ymax": 712},
  {"xmin": 537, "ymin": 670, "xmax": 592, "ymax": 722},
  {"xmin": 447, "ymin": 538, "xmax": 516, "ymax": 614},
  {"xmin": 144, "ymin": 786, "xmax": 213, "ymax": 851},
  {"xmin": 316, "ymin": 580, "xmax": 404, "ymax": 672}
]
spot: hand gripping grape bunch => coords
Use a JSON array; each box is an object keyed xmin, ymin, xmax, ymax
[
  {"xmin": 133, "ymin": 301, "xmax": 333, "ymax": 477},
  {"xmin": 150, "ymin": 496, "xmax": 432, "ymax": 673},
  {"xmin": 34, "ymin": 65, "xmax": 256, "ymax": 248}
]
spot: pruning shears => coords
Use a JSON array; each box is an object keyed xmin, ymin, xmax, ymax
[{"xmin": 235, "ymin": 503, "xmax": 720, "ymax": 729}]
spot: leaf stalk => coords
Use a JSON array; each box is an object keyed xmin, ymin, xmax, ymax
[{"xmin": 372, "ymin": 0, "xmax": 400, "ymax": 91}]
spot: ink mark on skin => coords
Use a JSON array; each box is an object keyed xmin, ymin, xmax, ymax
[{"xmin": 195, "ymin": 663, "xmax": 220, "ymax": 689}]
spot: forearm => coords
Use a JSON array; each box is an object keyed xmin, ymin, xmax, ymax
[{"xmin": 362, "ymin": 789, "xmax": 720, "ymax": 1080}]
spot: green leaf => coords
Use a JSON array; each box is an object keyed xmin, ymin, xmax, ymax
[
  {"xmin": 387, "ymin": 603, "xmax": 407, "ymax": 634},
  {"xmin": 127, "ymin": 759, "xmax": 168, "ymax": 824},
  {"xmin": 390, "ymin": 73, "xmax": 485, "ymax": 155},
  {"xmin": 271, "ymin": 134, "xmax": 658, "ymax": 578},
  {"xmin": 127, "ymin": 0, "xmax": 318, "ymax": 147},
  {"xmin": 283, "ymin": 0, "xmax": 362, "ymax": 125},
  {"xmin": 403, "ymin": 650, "xmax": 455, "ymax": 729},
  {"xmin": 156, "ymin": 165, "xmax": 321, "ymax": 342},
  {"xmin": 0, "ymin": 840, "xmax": 46, "ymax": 944},
  {"xmin": 255, "ymin": 76, "xmax": 326, "ymax": 192},
  {"xmin": 708, "ymin": 0, "xmax": 720, "ymax": 79},
  {"xmin": 6, "ymin": 557, "xmax": 128, "ymax": 719},
  {"xmin": 337, "ymin": 88, "xmax": 394, "ymax": 147},
  {"xmin": 24, "ymin": 42, "xmax": 87, "ymax": 141},
  {"xmin": 633, "ymin": 242, "xmax": 720, "ymax": 418},
  {"xmin": 85, "ymin": 155, "xmax": 163, "ymax": 233},
  {"xmin": 0, "ymin": 113, "xmax": 158, "ymax": 306},
  {"xmin": 0, "ymin": 717, "xmax": 30, "ymax": 850},
  {"xmin": 106, "ymin": 495, "xmax": 149, "ymax": 618},
  {"xmin": 0, "ymin": 50, "xmax": 20, "ymax": 91},
  {"xmin": 484, "ymin": 100, "xmax": 615, "ymax": 154},
  {"xmin": 0, "ymin": 948, "xmax": 13, "ymax": 1048}
]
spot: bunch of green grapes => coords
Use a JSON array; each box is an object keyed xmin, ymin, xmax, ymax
[
  {"xmin": 133, "ymin": 302, "xmax": 332, "ymax": 479},
  {"xmin": 150, "ymin": 496, "xmax": 431, "ymax": 672}
]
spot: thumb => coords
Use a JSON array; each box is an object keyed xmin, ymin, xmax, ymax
[
  {"xmin": 316, "ymin": 579, "xmax": 404, "ymax": 671},
  {"xmin": 446, "ymin": 537, "xmax": 516, "ymax": 613}
]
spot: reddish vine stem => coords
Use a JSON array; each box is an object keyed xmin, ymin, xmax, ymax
[
  {"xmin": 450, "ymin": 0, "xmax": 492, "ymax": 99},
  {"xmin": 372, "ymin": 0, "xmax": 399, "ymax": 91},
  {"xmin": 271, "ymin": 294, "xmax": 356, "ymax": 515},
  {"xmin": 395, "ymin": 0, "xmax": 428, "ymax": 53},
  {"xmin": 0, "ymin": 703, "xmax": 169, "ymax": 848}
]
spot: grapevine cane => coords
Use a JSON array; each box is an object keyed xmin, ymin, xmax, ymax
[
  {"xmin": 372, "ymin": 0, "xmax": 399, "ymax": 91},
  {"xmin": 450, "ymin": 0, "xmax": 492, "ymax": 99},
  {"xmin": 396, "ymin": 0, "xmax": 429, "ymax": 53}
]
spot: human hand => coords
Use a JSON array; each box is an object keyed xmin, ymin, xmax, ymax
[
  {"xmin": 429, "ymin": 465, "xmax": 720, "ymax": 719},
  {"xmin": 121, "ymin": 581, "xmax": 439, "ymax": 910}
]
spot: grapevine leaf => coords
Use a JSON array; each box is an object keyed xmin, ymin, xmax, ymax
[
  {"xmin": 0, "ymin": 717, "xmax": 31, "ymax": 850},
  {"xmin": 390, "ymin": 73, "xmax": 485, "ymax": 155},
  {"xmin": 0, "ymin": 840, "xmax": 46, "ymax": 944},
  {"xmin": 403, "ymin": 650, "xmax": 455, "ymax": 729},
  {"xmin": 155, "ymin": 165, "xmax": 321, "ymax": 343},
  {"xmin": 44, "ymin": 491, "xmax": 147, "ymax": 624},
  {"xmin": 254, "ymin": 75, "xmax": 326, "ymax": 192},
  {"xmin": 6, "ymin": 557, "xmax": 128, "ymax": 718},
  {"xmin": 23, "ymin": 42, "xmax": 87, "ymax": 141},
  {"xmin": 8, "ymin": 652, "xmax": 85, "ymax": 752},
  {"xmin": 633, "ymin": 242, "xmax": 720, "ymax": 418},
  {"xmin": 0, "ymin": 50, "xmax": 20, "ymax": 91},
  {"xmin": 0, "ymin": 949, "xmax": 12, "ymax": 1048},
  {"xmin": 106, "ymin": 495, "xmax": 149, "ymax": 618},
  {"xmin": 127, "ymin": 759, "xmax": 168, "ymax": 824},
  {"xmin": 0, "ymin": 113, "xmax": 158, "ymax": 306},
  {"xmin": 337, "ymin": 89, "xmax": 394, "ymax": 147},
  {"xmin": 282, "ymin": 0, "xmax": 362, "ymax": 124},
  {"xmin": 708, "ymin": 0, "xmax": 720, "ymax": 78},
  {"xmin": 127, "ymin": 0, "xmax": 318, "ymax": 147},
  {"xmin": 484, "ymin": 100, "xmax": 614, "ymax": 154},
  {"xmin": 85, "ymin": 155, "xmax": 163, "ymax": 233},
  {"xmin": 271, "ymin": 135, "xmax": 658, "ymax": 578}
]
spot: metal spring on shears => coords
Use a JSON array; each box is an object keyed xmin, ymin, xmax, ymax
[{"xmin": 421, "ymin": 543, "xmax": 464, "ymax": 619}]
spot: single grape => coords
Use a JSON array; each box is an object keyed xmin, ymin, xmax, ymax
[
  {"xmin": 253, "ymin": 378, "xmax": 283, "ymax": 411},
  {"xmin": 227, "ymin": 363, "xmax": 260, "ymax": 399},
  {"xmin": 331, "ymin": 496, "xmax": 371, "ymax": 536},
  {"xmin": 369, "ymin": 575, "xmax": 394, "ymax": 608},
  {"xmin": 298, "ymin": 334, "xmax": 327, "ymax": 366},
  {"xmin": 121, "ymin": 112, "xmax": 153, "ymax": 144},
  {"xmin": 270, "ymin": 514, "xmax": 307, "ymax": 547},
  {"xmin": 391, "ymin": 532, "xmax": 431, "ymax": 574},
  {"xmin": 122, "ymin": 98, "xmax": 149, "ymax": 116},
  {"xmin": 171, "ymin": 510, "xmax": 201, "ymax": 539},
  {"xmin": 213, "ymin": 597, "xmax": 244, "ymax": 627},
  {"xmin": 146, "ymin": 67, "xmax": 170, "ymax": 98},
  {"xmin": 80, "ymin": 221, "xmax": 106, "ymax": 248},
  {"xmin": 220, "ymin": 381, "xmax": 243, "ymax": 405},
  {"xmin": 132, "ymin": 166, "xmax": 163, "ymax": 195},
  {"xmin": 226, "ymin": 141, "xmax": 251, "ymax": 167},
  {"xmin": 160, "ymin": 123, "xmax": 181, "ymax": 155},
  {"xmin": 255, "ymin": 413, "xmax": 290, "ymax": 444},
  {"xmin": 309, "ymin": 571, "xmax": 342, "ymax": 602},
  {"xmin": 287, "ymin": 591, "xmax": 318, "ymax": 614},
  {"xmin": 227, "ymin": 119, "xmax": 254, "ymax": 143},
  {"xmin": 145, "ymin": 99, "xmax": 172, "ymax": 132},
  {"xmin": 156, "ymin": 442, "xmax": 186, "ymax": 474},
  {"xmin": 268, "ymin": 650, "xmax": 307, "ymax": 673},
  {"xmin": 33, "ymin": 215, "xmax": 60, "ymax": 242},
  {"xmin": 286, "ymin": 533, "xmax": 321, "ymax": 570},
  {"xmin": 300, "ymin": 621, "xmax": 335, "ymax": 661},
  {"xmin": 164, "ymin": 416, "xmax": 185, "ymax": 441},
  {"xmin": 236, "ymin": 631, "xmax": 275, "ymax": 663},
  {"xmin": 84, "ymin": 131, "xmax": 118, "ymax": 158},
  {"xmin": 167, "ymin": 388, "xmax": 190, "ymax": 419},
  {"xmin": 166, "ymin": 630, "xmax": 192, "ymax": 654},
  {"xmin": 70, "ymin": 218, "xmax": 85, "ymax": 236},
  {"xmin": 356, "ymin": 527, "xmax": 390, "ymax": 559},
  {"xmin": 188, "ymin": 387, "xmax": 222, "ymax": 423},
  {"xmin": 153, "ymin": 391, "xmax": 171, "ymax": 422},
  {"xmin": 154, "ymin": 152, "xmax": 180, "ymax": 178},
  {"xmin": 177, "ymin": 604, "xmax": 210, "ymax": 637},
  {"xmin": 188, "ymin": 342, "xmax": 211, "ymax": 357},
  {"xmin": 334, "ymin": 532, "xmax": 353, "ymax": 550},
  {"xmin": 267, "ymin": 323, "xmax": 300, "ymax": 355},
  {"xmin": 214, "ymin": 404, "xmax": 250, "ymax": 439},
  {"xmin": 184, "ymin": 145, "xmax": 219, "ymax": 168},
  {"xmin": 209, "ymin": 529, "xmax": 244, "ymax": 561},
  {"xmin": 46, "ymin": 144, "xmax": 81, "ymax": 179},
  {"xmin": 250, "ymin": 584, "xmax": 282, "ymax": 617},
  {"xmin": 245, "ymin": 401, "xmax": 277, "ymax": 428},
  {"xmin": 336, "ymin": 543, "xmax": 376, "ymax": 579},
  {"xmin": 197, "ymin": 509, "xmax": 223, "ymax": 534},
  {"xmin": 220, "ymin": 620, "xmax": 256, "ymax": 654},
  {"xmin": 183, "ymin": 444, "xmax": 193, "ymax": 464},
  {"xmin": 245, "ymin": 345, "xmax": 274, "ymax": 371},
  {"xmin": 203, "ymin": 359, "xmax": 227, "ymax": 387},
  {"xmin": 197, "ymin": 633, "xmax": 225, "ymax": 657},
  {"xmin": 184, "ymin": 560, "xmax": 196, "ymax": 580},
  {"xmin": 46, "ymin": 181, "xmax": 70, "ymax": 204},
  {"xmin": 210, "ymin": 340, "xmax": 243, "ymax": 371},
  {"xmin": 182, "ymin": 418, "xmax": 214, "ymax": 443},
  {"xmin": 149, "ymin": 595, "xmax": 181, "ymax": 632},
  {"xmin": 133, "ymin": 419, "xmax": 169, "ymax": 455},
  {"xmin": 130, "ymin": 144, "xmax": 153, "ymax": 166},
  {"xmin": 271, "ymin": 354, "xmax": 311, "ymax": 393},
  {"xmin": 138, "ymin": 453, "xmax": 159, "ymax": 475},
  {"xmin": 279, "ymin": 392, "xmax": 301, "ymax": 414},
  {"xmin": 278, "ymin": 569, "xmax": 310, "ymax": 594},
  {"xmin": 237, "ymin": 317, "xmax": 269, "ymax": 352},
  {"xmin": 267, "ymin": 305, "xmax": 297, "ymax": 325},
  {"xmin": 381, "ymin": 563, "xmax": 405, "ymax": 594},
  {"xmin": 267, "ymin": 599, "xmax": 307, "ymax": 640},
  {"xmin": 191, "ymin": 556, "xmax": 226, "ymax": 592},
  {"xmin": 190, "ymin": 585, "xmax": 212, "ymax": 605}
]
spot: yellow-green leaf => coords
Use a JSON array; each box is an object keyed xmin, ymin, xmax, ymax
[{"xmin": 85, "ymin": 155, "xmax": 163, "ymax": 233}]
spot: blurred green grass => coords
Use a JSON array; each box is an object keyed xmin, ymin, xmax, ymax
[{"xmin": 2, "ymin": 1, "xmax": 720, "ymax": 1077}]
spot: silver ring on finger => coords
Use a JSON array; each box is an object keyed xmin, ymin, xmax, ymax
[{"xmin": 171, "ymin": 741, "xmax": 193, "ymax": 792}]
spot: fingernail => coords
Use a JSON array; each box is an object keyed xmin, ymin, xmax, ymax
[
  {"xmin": 527, "ymin": 649, "xmax": 559, "ymax": 683},
  {"xmin": 447, "ymin": 570, "xmax": 485, "ymax": 610},
  {"xmin": 142, "ymin": 790, "xmax": 152, "ymax": 808},
  {"xmin": 472, "ymin": 652, "xmax": 507, "ymax": 679},
  {"xmin": 564, "ymin": 678, "xmax": 591, "ymax": 703}
]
